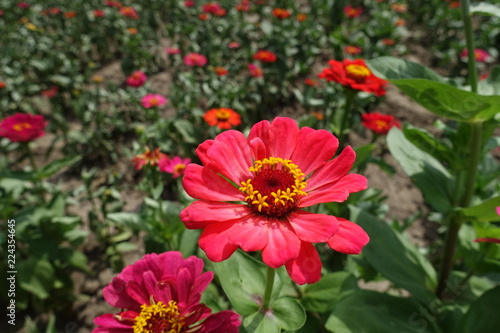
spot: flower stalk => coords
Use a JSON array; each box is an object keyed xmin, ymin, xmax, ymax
[{"xmin": 261, "ymin": 266, "xmax": 275, "ymax": 311}]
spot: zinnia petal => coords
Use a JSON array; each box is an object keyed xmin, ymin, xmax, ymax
[
  {"xmin": 199, "ymin": 223, "xmax": 239, "ymax": 262},
  {"xmin": 327, "ymin": 217, "xmax": 369, "ymax": 254},
  {"xmin": 182, "ymin": 164, "xmax": 242, "ymax": 202},
  {"xmin": 300, "ymin": 173, "xmax": 367, "ymax": 207},
  {"xmin": 181, "ymin": 201, "xmax": 250, "ymax": 229},
  {"xmin": 285, "ymin": 242, "xmax": 322, "ymax": 285},
  {"xmin": 261, "ymin": 221, "xmax": 301, "ymax": 268},
  {"xmin": 288, "ymin": 211, "xmax": 339, "ymax": 243}
]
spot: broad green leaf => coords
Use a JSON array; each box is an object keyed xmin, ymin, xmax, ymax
[
  {"xmin": 367, "ymin": 57, "xmax": 500, "ymax": 121},
  {"xmin": 213, "ymin": 251, "xmax": 285, "ymax": 316},
  {"xmin": 367, "ymin": 57, "xmax": 447, "ymax": 83},
  {"xmin": 243, "ymin": 298, "xmax": 305, "ymax": 333},
  {"xmin": 387, "ymin": 128, "xmax": 454, "ymax": 214},
  {"xmin": 390, "ymin": 79, "xmax": 500, "ymax": 121},
  {"xmin": 107, "ymin": 212, "xmax": 142, "ymax": 228},
  {"xmin": 301, "ymin": 272, "xmax": 358, "ymax": 312},
  {"xmin": 325, "ymin": 290, "xmax": 438, "ymax": 333},
  {"xmin": 350, "ymin": 206, "xmax": 437, "ymax": 303},
  {"xmin": 352, "ymin": 144, "xmax": 375, "ymax": 169},
  {"xmin": 18, "ymin": 258, "xmax": 55, "ymax": 299},
  {"xmin": 402, "ymin": 126, "xmax": 454, "ymax": 167},
  {"xmin": 460, "ymin": 286, "xmax": 500, "ymax": 333},
  {"xmin": 174, "ymin": 119, "xmax": 196, "ymax": 143},
  {"xmin": 178, "ymin": 229, "xmax": 200, "ymax": 257},
  {"xmin": 37, "ymin": 155, "xmax": 82, "ymax": 179},
  {"xmin": 470, "ymin": 2, "xmax": 500, "ymax": 17},
  {"xmin": 459, "ymin": 196, "xmax": 500, "ymax": 222}
]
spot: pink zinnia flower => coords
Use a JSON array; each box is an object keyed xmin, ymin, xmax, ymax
[
  {"xmin": 93, "ymin": 9, "xmax": 105, "ymax": 17},
  {"xmin": 180, "ymin": 117, "xmax": 369, "ymax": 285},
  {"xmin": 228, "ymin": 42, "xmax": 240, "ymax": 49},
  {"xmin": 460, "ymin": 48, "xmax": 492, "ymax": 63},
  {"xmin": 17, "ymin": 2, "xmax": 30, "ymax": 9},
  {"xmin": 119, "ymin": 6, "xmax": 138, "ymax": 19},
  {"xmin": 166, "ymin": 47, "xmax": 180, "ymax": 55},
  {"xmin": 202, "ymin": 2, "xmax": 222, "ymax": 14},
  {"xmin": 183, "ymin": 53, "xmax": 208, "ymax": 67},
  {"xmin": 93, "ymin": 251, "xmax": 241, "ymax": 333},
  {"xmin": 126, "ymin": 70, "xmax": 147, "ymax": 87},
  {"xmin": 131, "ymin": 148, "xmax": 168, "ymax": 170},
  {"xmin": 247, "ymin": 63, "xmax": 263, "ymax": 77},
  {"xmin": 159, "ymin": 156, "xmax": 191, "ymax": 178},
  {"xmin": 213, "ymin": 66, "xmax": 228, "ymax": 76},
  {"xmin": 0, "ymin": 113, "xmax": 47, "ymax": 142},
  {"xmin": 41, "ymin": 86, "xmax": 58, "ymax": 98},
  {"xmin": 184, "ymin": 0, "xmax": 195, "ymax": 7},
  {"xmin": 140, "ymin": 94, "xmax": 167, "ymax": 108},
  {"xmin": 344, "ymin": 5, "xmax": 362, "ymax": 18},
  {"xmin": 105, "ymin": 0, "xmax": 122, "ymax": 8}
]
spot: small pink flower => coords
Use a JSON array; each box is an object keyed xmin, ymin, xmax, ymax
[
  {"xmin": 248, "ymin": 63, "xmax": 263, "ymax": 77},
  {"xmin": 93, "ymin": 9, "xmax": 105, "ymax": 17},
  {"xmin": 166, "ymin": 47, "xmax": 180, "ymax": 55},
  {"xmin": 184, "ymin": 0, "xmax": 195, "ymax": 7},
  {"xmin": 460, "ymin": 48, "xmax": 492, "ymax": 63},
  {"xmin": 126, "ymin": 70, "xmax": 147, "ymax": 87},
  {"xmin": 41, "ymin": 86, "xmax": 59, "ymax": 98},
  {"xmin": 17, "ymin": 2, "xmax": 30, "ymax": 9},
  {"xmin": 184, "ymin": 53, "xmax": 208, "ymax": 67},
  {"xmin": 0, "ymin": 113, "xmax": 47, "ymax": 142},
  {"xmin": 141, "ymin": 94, "xmax": 167, "ymax": 108},
  {"xmin": 159, "ymin": 156, "xmax": 192, "ymax": 178},
  {"xmin": 119, "ymin": 6, "xmax": 139, "ymax": 19},
  {"xmin": 228, "ymin": 41, "xmax": 240, "ymax": 49},
  {"xmin": 202, "ymin": 2, "xmax": 222, "ymax": 14}
]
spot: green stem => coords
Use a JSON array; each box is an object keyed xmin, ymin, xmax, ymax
[
  {"xmin": 25, "ymin": 143, "xmax": 42, "ymax": 194},
  {"xmin": 436, "ymin": 121, "xmax": 483, "ymax": 298},
  {"xmin": 338, "ymin": 89, "xmax": 356, "ymax": 147},
  {"xmin": 261, "ymin": 266, "xmax": 275, "ymax": 311},
  {"xmin": 460, "ymin": 0, "xmax": 478, "ymax": 93}
]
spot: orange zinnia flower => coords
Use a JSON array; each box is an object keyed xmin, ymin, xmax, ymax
[
  {"xmin": 272, "ymin": 8, "xmax": 291, "ymax": 19},
  {"xmin": 203, "ymin": 108, "xmax": 241, "ymax": 129},
  {"xmin": 253, "ymin": 50, "xmax": 277, "ymax": 63},
  {"xmin": 131, "ymin": 148, "xmax": 169, "ymax": 170}
]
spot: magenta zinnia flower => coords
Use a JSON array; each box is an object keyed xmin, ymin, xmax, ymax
[
  {"xmin": 126, "ymin": 70, "xmax": 147, "ymax": 87},
  {"xmin": 159, "ymin": 156, "xmax": 191, "ymax": 178},
  {"xmin": 141, "ymin": 94, "xmax": 167, "ymax": 108},
  {"xmin": 0, "ymin": 113, "xmax": 47, "ymax": 142},
  {"xmin": 180, "ymin": 117, "xmax": 369, "ymax": 284},
  {"xmin": 184, "ymin": 53, "xmax": 208, "ymax": 67},
  {"xmin": 93, "ymin": 251, "xmax": 240, "ymax": 333},
  {"xmin": 459, "ymin": 48, "xmax": 492, "ymax": 63}
]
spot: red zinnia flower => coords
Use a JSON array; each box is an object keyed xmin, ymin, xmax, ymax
[
  {"xmin": 344, "ymin": 45, "xmax": 362, "ymax": 55},
  {"xmin": 272, "ymin": 8, "xmax": 291, "ymax": 19},
  {"xmin": 120, "ymin": 6, "xmax": 138, "ymax": 19},
  {"xmin": 449, "ymin": 1, "xmax": 460, "ymax": 8},
  {"xmin": 49, "ymin": 7, "xmax": 61, "ymax": 15},
  {"xmin": 0, "ymin": 82, "xmax": 6, "ymax": 88},
  {"xmin": 159, "ymin": 156, "xmax": 192, "ymax": 178},
  {"xmin": 184, "ymin": 53, "xmax": 208, "ymax": 67},
  {"xmin": 0, "ymin": 113, "xmax": 47, "ymax": 142},
  {"xmin": 131, "ymin": 148, "xmax": 168, "ymax": 170},
  {"xmin": 213, "ymin": 66, "xmax": 228, "ymax": 76},
  {"xmin": 395, "ymin": 18, "xmax": 406, "ymax": 26},
  {"xmin": 184, "ymin": 0, "xmax": 195, "ymax": 7},
  {"xmin": 203, "ymin": 108, "xmax": 241, "ymax": 129},
  {"xmin": 93, "ymin": 9, "xmax": 105, "ymax": 17},
  {"xmin": 92, "ymin": 251, "xmax": 241, "ymax": 333},
  {"xmin": 304, "ymin": 78, "xmax": 318, "ymax": 86},
  {"xmin": 318, "ymin": 59, "xmax": 388, "ymax": 96},
  {"xmin": 41, "ymin": 86, "xmax": 59, "ymax": 98},
  {"xmin": 166, "ymin": 47, "xmax": 180, "ymax": 55},
  {"xmin": 214, "ymin": 8, "xmax": 227, "ymax": 16},
  {"xmin": 236, "ymin": 0, "xmax": 250, "ymax": 12},
  {"xmin": 253, "ymin": 50, "xmax": 277, "ymax": 63},
  {"xmin": 198, "ymin": 13, "xmax": 209, "ymax": 20},
  {"xmin": 126, "ymin": 70, "xmax": 147, "ymax": 87},
  {"xmin": 64, "ymin": 11, "xmax": 77, "ymax": 18},
  {"xmin": 17, "ymin": 2, "xmax": 30, "ymax": 9},
  {"xmin": 180, "ymin": 117, "xmax": 369, "ymax": 284},
  {"xmin": 105, "ymin": 0, "xmax": 122, "ymax": 8},
  {"xmin": 247, "ymin": 63, "xmax": 263, "ymax": 77},
  {"xmin": 361, "ymin": 112, "xmax": 401, "ymax": 135},
  {"xmin": 296, "ymin": 13, "xmax": 307, "ymax": 22},
  {"xmin": 343, "ymin": 5, "xmax": 362, "ymax": 18},
  {"xmin": 202, "ymin": 2, "xmax": 221, "ymax": 14}
]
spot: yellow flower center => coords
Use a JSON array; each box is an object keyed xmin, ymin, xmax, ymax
[
  {"xmin": 373, "ymin": 120, "xmax": 388, "ymax": 130},
  {"xmin": 345, "ymin": 64, "xmax": 371, "ymax": 83},
  {"xmin": 12, "ymin": 122, "xmax": 32, "ymax": 131},
  {"xmin": 133, "ymin": 301, "xmax": 185, "ymax": 333},
  {"xmin": 239, "ymin": 157, "xmax": 307, "ymax": 217},
  {"xmin": 149, "ymin": 97, "xmax": 159, "ymax": 106},
  {"xmin": 173, "ymin": 163, "xmax": 186, "ymax": 175},
  {"xmin": 216, "ymin": 109, "xmax": 231, "ymax": 120}
]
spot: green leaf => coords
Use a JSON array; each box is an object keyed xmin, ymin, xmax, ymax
[
  {"xmin": 18, "ymin": 258, "xmax": 55, "ymax": 299},
  {"xmin": 366, "ymin": 57, "xmax": 447, "ymax": 83},
  {"xmin": 390, "ymin": 79, "xmax": 500, "ymax": 121},
  {"xmin": 243, "ymin": 298, "xmax": 305, "ymax": 333},
  {"xmin": 367, "ymin": 57, "xmax": 500, "ymax": 121},
  {"xmin": 213, "ymin": 251, "xmax": 270, "ymax": 315},
  {"xmin": 460, "ymin": 286, "xmax": 500, "ymax": 333},
  {"xmin": 37, "ymin": 155, "xmax": 81, "ymax": 179},
  {"xmin": 402, "ymin": 126, "xmax": 454, "ymax": 167},
  {"xmin": 459, "ymin": 196, "xmax": 500, "ymax": 222},
  {"xmin": 470, "ymin": 2, "xmax": 500, "ymax": 18},
  {"xmin": 107, "ymin": 212, "xmax": 142, "ymax": 229},
  {"xmin": 352, "ymin": 144, "xmax": 376, "ymax": 169},
  {"xmin": 174, "ymin": 119, "xmax": 196, "ymax": 144},
  {"xmin": 350, "ymin": 206, "xmax": 437, "ymax": 303},
  {"xmin": 387, "ymin": 128, "xmax": 454, "ymax": 214},
  {"xmin": 301, "ymin": 272, "xmax": 358, "ymax": 312},
  {"xmin": 325, "ymin": 290, "xmax": 438, "ymax": 333}
]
